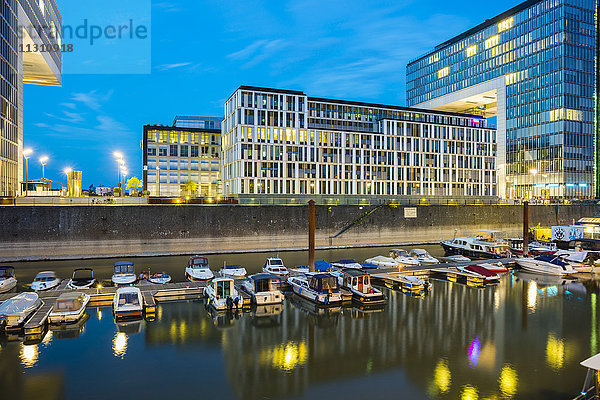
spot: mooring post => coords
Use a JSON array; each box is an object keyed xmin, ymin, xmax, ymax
[
  {"xmin": 523, "ymin": 200, "xmax": 529, "ymax": 256},
  {"xmin": 309, "ymin": 199, "xmax": 316, "ymax": 272}
]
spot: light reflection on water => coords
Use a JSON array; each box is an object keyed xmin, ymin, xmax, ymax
[{"xmin": 0, "ymin": 248, "xmax": 599, "ymax": 400}]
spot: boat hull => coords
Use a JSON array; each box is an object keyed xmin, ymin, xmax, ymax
[
  {"xmin": 186, "ymin": 269, "xmax": 214, "ymax": 282},
  {"xmin": 516, "ymin": 259, "xmax": 577, "ymax": 276},
  {"xmin": 0, "ymin": 278, "xmax": 17, "ymax": 294},
  {"xmin": 289, "ymin": 279, "xmax": 342, "ymax": 306},
  {"xmin": 441, "ymin": 242, "xmax": 504, "ymax": 259}
]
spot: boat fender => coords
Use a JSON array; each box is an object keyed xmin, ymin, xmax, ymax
[
  {"xmin": 233, "ymin": 297, "xmax": 240, "ymax": 309},
  {"xmin": 226, "ymin": 296, "xmax": 234, "ymax": 310}
]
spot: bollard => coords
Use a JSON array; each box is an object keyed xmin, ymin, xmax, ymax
[
  {"xmin": 309, "ymin": 200, "xmax": 315, "ymax": 272},
  {"xmin": 523, "ymin": 201, "xmax": 529, "ymax": 256}
]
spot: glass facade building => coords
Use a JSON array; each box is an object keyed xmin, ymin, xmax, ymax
[
  {"xmin": 0, "ymin": 0, "xmax": 62, "ymax": 197},
  {"xmin": 407, "ymin": 0, "xmax": 597, "ymax": 199},
  {"xmin": 142, "ymin": 123, "xmax": 222, "ymax": 197},
  {"xmin": 173, "ymin": 115, "xmax": 223, "ymax": 130},
  {"xmin": 221, "ymin": 86, "xmax": 497, "ymax": 201}
]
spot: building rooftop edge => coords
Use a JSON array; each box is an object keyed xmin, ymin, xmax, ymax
[
  {"xmin": 143, "ymin": 124, "xmax": 221, "ymax": 133},
  {"xmin": 407, "ymin": 0, "xmax": 542, "ymax": 66}
]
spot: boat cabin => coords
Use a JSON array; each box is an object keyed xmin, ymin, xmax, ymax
[
  {"xmin": 339, "ymin": 269, "xmax": 371, "ymax": 293},
  {"xmin": 0, "ymin": 266, "xmax": 15, "ymax": 278},
  {"xmin": 308, "ymin": 274, "xmax": 339, "ymax": 294},
  {"xmin": 212, "ymin": 278, "xmax": 235, "ymax": 300},
  {"xmin": 389, "ymin": 249, "xmax": 410, "ymax": 258},
  {"xmin": 72, "ymin": 268, "xmax": 94, "ymax": 281},
  {"xmin": 114, "ymin": 262, "xmax": 134, "ymax": 275},
  {"xmin": 189, "ymin": 256, "xmax": 209, "ymax": 268},
  {"xmin": 250, "ymin": 274, "xmax": 280, "ymax": 292},
  {"xmin": 54, "ymin": 292, "xmax": 87, "ymax": 313}
]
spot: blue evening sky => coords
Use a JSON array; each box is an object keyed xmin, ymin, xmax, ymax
[{"xmin": 24, "ymin": 0, "xmax": 523, "ymax": 188}]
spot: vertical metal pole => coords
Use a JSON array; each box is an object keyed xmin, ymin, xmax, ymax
[
  {"xmin": 523, "ymin": 200, "xmax": 529, "ymax": 256},
  {"xmin": 309, "ymin": 199, "xmax": 315, "ymax": 272},
  {"xmin": 117, "ymin": 162, "xmax": 121, "ymax": 196},
  {"xmin": 25, "ymin": 157, "xmax": 28, "ymax": 196}
]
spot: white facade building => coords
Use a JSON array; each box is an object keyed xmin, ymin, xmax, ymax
[{"xmin": 222, "ymin": 86, "xmax": 497, "ymax": 200}]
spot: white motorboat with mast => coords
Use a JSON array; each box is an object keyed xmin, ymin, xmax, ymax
[
  {"xmin": 0, "ymin": 293, "xmax": 41, "ymax": 331},
  {"xmin": 388, "ymin": 249, "xmax": 420, "ymax": 267},
  {"xmin": 241, "ymin": 273, "xmax": 283, "ymax": 305},
  {"xmin": 186, "ymin": 256, "xmax": 215, "ymax": 282},
  {"xmin": 219, "ymin": 263, "xmax": 248, "ymax": 279},
  {"xmin": 0, "ymin": 266, "xmax": 17, "ymax": 293},
  {"xmin": 112, "ymin": 261, "xmax": 137, "ymax": 286},
  {"xmin": 31, "ymin": 271, "xmax": 60, "ymax": 291},
  {"xmin": 67, "ymin": 268, "xmax": 96, "ymax": 290},
  {"xmin": 49, "ymin": 292, "xmax": 90, "ymax": 324},
  {"xmin": 516, "ymin": 254, "xmax": 578, "ymax": 276},
  {"xmin": 205, "ymin": 277, "xmax": 242, "ymax": 310},
  {"xmin": 263, "ymin": 257, "xmax": 289, "ymax": 277},
  {"xmin": 441, "ymin": 230, "xmax": 510, "ymax": 259}
]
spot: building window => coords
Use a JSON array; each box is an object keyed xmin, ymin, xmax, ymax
[
  {"xmin": 147, "ymin": 130, "xmax": 157, "ymax": 142},
  {"xmin": 485, "ymin": 35, "xmax": 499, "ymax": 49},
  {"xmin": 191, "ymin": 146, "xmax": 199, "ymax": 157},
  {"xmin": 498, "ymin": 17, "xmax": 513, "ymax": 32},
  {"xmin": 147, "ymin": 147, "xmax": 156, "ymax": 156},
  {"xmin": 438, "ymin": 67, "xmax": 449, "ymax": 79},
  {"xmin": 169, "ymin": 145, "xmax": 178, "ymax": 156},
  {"xmin": 466, "ymin": 45, "xmax": 477, "ymax": 57},
  {"xmin": 181, "ymin": 146, "xmax": 189, "ymax": 157}
]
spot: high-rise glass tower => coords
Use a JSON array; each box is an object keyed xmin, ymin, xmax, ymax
[{"xmin": 407, "ymin": 0, "xmax": 597, "ymax": 199}]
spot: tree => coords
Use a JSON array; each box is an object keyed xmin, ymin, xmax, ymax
[
  {"xmin": 182, "ymin": 180, "xmax": 198, "ymax": 198},
  {"xmin": 126, "ymin": 177, "xmax": 143, "ymax": 195},
  {"xmin": 113, "ymin": 187, "xmax": 121, "ymax": 196}
]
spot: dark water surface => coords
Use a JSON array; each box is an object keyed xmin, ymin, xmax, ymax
[{"xmin": 1, "ymin": 246, "xmax": 599, "ymax": 400}]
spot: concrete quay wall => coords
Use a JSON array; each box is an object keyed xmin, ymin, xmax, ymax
[{"xmin": 0, "ymin": 204, "xmax": 597, "ymax": 261}]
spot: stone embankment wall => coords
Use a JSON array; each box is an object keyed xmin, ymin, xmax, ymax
[{"xmin": 0, "ymin": 204, "xmax": 597, "ymax": 261}]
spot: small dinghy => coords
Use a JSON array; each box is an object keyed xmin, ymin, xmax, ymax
[
  {"xmin": 112, "ymin": 261, "xmax": 137, "ymax": 286},
  {"xmin": 0, "ymin": 266, "xmax": 17, "ymax": 294},
  {"xmin": 148, "ymin": 272, "xmax": 171, "ymax": 285},
  {"xmin": 241, "ymin": 273, "xmax": 283, "ymax": 305},
  {"xmin": 205, "ymin": 278, "xmax": 242, "ymax": 311},
  {"xmin": 49, "ymin": 292, "xmax": 90, "ymax": 324},
  {"xmin": 0, "ymin": 292, "xmax": 41, "ymax": 330},
  {"xmin": 364, "ymin": 256, "xmax": 400, "ymax": 268},
  {"xmin": 409, "ymin": 249, "xmax": 440, "ymax": 265},
  {"xmin": 219, "ymin": 264, "xmax": 247, "ymax": 280},
  {"xmin": 67, "ymin": 268, "xmax": 96, "ymax": 290},
  {"xmin": 389, "ymin": 249, "xmax": 421, "ymax": 267},
  {"xmin": 186, "ymin": 256, "xmax": 215, "ymax": 282},
  {"xmin": 31, "ymin": 271, "xmax": 61, "ymax": 291},
  {"xmin": 400, "ymin": 275, "xmax": 431, "ymax": 292},
  {"xmin": 479, "ymin": 262, "xmax": 509, "ymax": 273},
  {"xmin": 331, "ymin": 259, "xmax": 363, "ymax": 270},
  {"xmin": 113, "ymin": 287, "xmax": 143, "ymax": 319},
  {"xmin": 288, "ymin": 273, "xmax": 343, "ymax": 306},
  {"xmin": 332, "ymin": 268, "xmax": 386, "ymax": 305},
  {"xmin": 263, "ymin": 258, "xmax": 289, "ymax": 277},
  {"xmin": 457, "ymin": 265, "xmax": 500, "ymax": 283}
]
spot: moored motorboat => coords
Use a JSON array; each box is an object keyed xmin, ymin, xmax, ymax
[
  {"xmin": 186, "ymin": 256, "xmax": 215, "ymax": 282},
  {"xmin": 399, "ymin": 275, "xmax": 431, "ymax": 292},
  {"xmin": 410, "ymin": 249, "xmax": 440, "ymax": 265},
  {"xmin": 479, "ymin": 262, "xmax": 509, "ymax": 273},
  {"xmin": 263, "ymin": 257, "xmax": 289, "ymax": 277},
  {"xmin": 389, "ymin": 249, "xmax": 420, "ymax": 267},
  {"xmin": 555, "ymin": 250, "xmax": 600, "ymax": 273},
  {"xmin": 457, "ymin": 265, "xmax": 500, "ymax": 282},
  {"xmin": 113, "ymin": 287, "xmax": 143, "ymax": 319},
  {"xmin": 364, "ymin": 256, "xmax": 400, "ymax": 268},
  {"xmin": 0, "ymin": 292, "xmax": 41, "ymax": 330},
  {"xmin": 31, "ymin": 271, "xmax": 60, "ymax": 292},
  {"xmin": 509, "ymin": 239, "xmax": 557, "ymax": 256},
  {"xmin": 112, "ymin": 261, "xmax": 137, "ymax": 286},
  {"xmin": 0, "ymin": 266, "xmax": 17, "ymax": 294},
  {"xmin": 332, "ymin": 268, "xmax": 385, "ymax": 305},
  {"xmin": 331, "ymin": 259, "xmax": 363, "ymax": 270},
  {"xmin": 441, "ymin": 230, "xmax": 510, "ymax": 259},
  {"xmin": 440, "ymin": 254, "xmax": 471, "ymax": 263},
  {"xmin": 288, "ymin": 273, "xmax": 342, "ymax": 306},
  {"xmin": 67, "ymin": 268, "xmax": 96, "ymax": 290},
  {"xmin": 516, "ymin": 255, "xmax": 578, "ymax": 276},
  {"xmin": 219, "ymin": 264, "xmax": 247, "ymax": 280},
  {"xmin": 205, "ymin": 277, "xmax": 242, "ymax": 310},
  {"xmin": 241, "ymin": 273, "xmax": 283, "ymax": 305},
  {"xmin": 49, "ymin": 292, "xmax": 90, "ymax": 324},
  {"xmin": 148, "ymin": 272, "xmax": 171, "ymax": 284}
]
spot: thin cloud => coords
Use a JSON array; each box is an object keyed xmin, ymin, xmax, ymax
[
  {"xmin": 72, "ymin": 90, "xmax": 113, "ymax": 111},
  {"xmin": 156, "ymin": 62, "xmax": 192, "ymax": 71}
]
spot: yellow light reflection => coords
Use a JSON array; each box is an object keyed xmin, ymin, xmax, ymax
[
  {"xmin": 179, "ymin": 321, "xmax": 187, "ymax": 341},
  {"xmin": 169, "ymin": 320, "xmax": 177, "ymax": 342},
  {"xmin": 527, "ymin": 281, "xmax": 537, "ymax": 311},
  {"xmin": 42, "ymin": 330, "xmax": 53, "ymax": 347},
  {"xmin": 433, "ymin": 359, "xmax": 452, "ymax": 394},
  {"xmin": 112, "ymin": 332, "xmax": 128, "ymax": 358},
  {"xmin": 546, "ymin": 333, "xmax": 565, "ymax": 370},
  {"xmin": 20, "ymin": 344, "xmax": 39, "ymax": 368},
  {"xmin": 97, "ymin": 308, "xmax": 102, "ymax": 321},
  {"xmin": 259, "ymin": 341, "xmax": 308, "ymax": 373},
  {"xmin": 461, "ymin": 384, "xmax": 479, "ymax": 400},
  {"xmin": 499, "ymin": 364, "xmax": 518, "ymax": 397}
]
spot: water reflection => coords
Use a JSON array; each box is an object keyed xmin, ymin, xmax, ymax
[
  {"xmin": 468, "ymin": 337, "xmax": 481, "ymax": 367},
  {"xmin": 20, "ymin": 343, "xmax": 39, "ymax": 368},
  {"xmin": 112, "ymin": 332, "xmax": 127, "ymax": 358},
  {"xmin": 259, "ymin": 341, "xmax": 308, "ymax": 373},
  {"xmin": 460, "ymin": 384, "xmax": 478, "ymax": 400},
  {"xmin": 499, "ymin": 364, "xmax": 518, "ymax": 397},
  {"xmin": 432, "ymin": 359, "xmax": 451, "ymax": 395},
  {"xmin": 546, "ymin": 332, "xmax": 566, "ymax": 371}
]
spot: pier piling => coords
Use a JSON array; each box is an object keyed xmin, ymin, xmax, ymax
[
  {"xmin": 308, "ymin": 199, "xmax": 315, "ymax": 272},
  {"xmin": 523, "ymin": 201, "xmax": 529, "ymax": 256}
]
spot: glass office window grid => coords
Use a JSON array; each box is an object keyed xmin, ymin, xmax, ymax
[
  {"xmin": 143, "ymin": 125, "xmax": 222, "ymax": 197},
  {"xmin": 173, "ymin": 116, "xmax": 223, "ymax": 130},
  {"xmin": 407, "ymin": 0, "xmax": 597, "ymax": 198},
  {"xmin": 221, "ymin": 86, "xmax": 497, "ymax": 198}
]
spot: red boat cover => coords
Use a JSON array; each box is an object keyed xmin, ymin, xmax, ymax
[{"xmin": 466, "ymin": 265, "xmax": 499, "ymax": 278}]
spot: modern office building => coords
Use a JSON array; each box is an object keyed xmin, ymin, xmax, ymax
[
  {"xmin": 221, "ymin": 86, "xmax": 497, "ymax": 203},
  {"xmin": 173, "ymin": 115, "xmax": 222, "ymax": 130},
  {"xmin": 407, "ymin": 0, "xmax": 596, "ymax": 199},
  {"xmin": 142, "ymin": 118, "xmax": 222, "ymax": 197},
  {"xmin": 0, "ymin": 0, "xmax": 62, "ymax": 197}
]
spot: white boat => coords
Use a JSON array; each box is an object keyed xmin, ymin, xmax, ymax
[
  {"xmin": 67, "ymin": 268, "xmax": 96, "ymax": 290},
  {"xmin": 364, "ymin": 256, "xmax": 399, "ymax": 268},
  {"xmin": 31, "ymin": 271, "xmax": 61, "ymax": 291},
  {"xmin": 555, "ymin": 250, "xmax": 600, "ymax": 273},
  {"xmin": 332, "ymin": 268, "xmax": 385, "ymax": 305},
  {"xmin": 205, "ymin": 277, "xmax": 242, "ymax": 310},
  {"xmin": 186, "ymin": 256, "xmax": 215, "ymax": 282},
  {"xmin": 0, "ymin": 266, "xmax": 17, "ymax": 294},
  {"xmin": 148, "ymin": 272, "xmax": 171, "ymax": 284},
  {"xmin": 263, "ymin": 258, "xmax": 289, "ymax": 277},
  {"xmin": 410, "ymin": 249, "xmax": 440, "ymax": 265},
  {"xmin": 516, "ymin": 255, "xmax": 578, "ymax": 276},
  {"xmin": 331, "ymin": 259, "xmax": 363, "ymax": 269},
  {"xmin": 440, "ymin": 254, "xmax": 471, "ymax": 263},
  {"xmin": 441, "ymin": 230, "xmax": 510, "ymax": 259},
  {"xmin": 389, "ymin": 249, "xmax": 421, "ymax": 266},
  {"xmin": 290, "ymin": 266, "xmax": 310, "ymax": 274},
  {"xmin": 288, "ymin": 273, "xmax": 343, "ymax": 306},
  {"xmin": 0, "ymin": 292, "xmax": 41, "ymax": 330},
  {"xmin": 49, "ymin": 292, "xmax": 90, "ymax": 324},
  {"xmin": 241, "ymin": 273, "xmax": 283, "ymax": 305},
  {"xmin": 112, "ymin": 261, "xmax": 137, "ymax": 286},
  {"xmin": 399, "ymin": 275, "xmax": 431, "ymax": 291},
  {"xmin": 479, "ymin": 262, "xmax": 509, "ymax": 273},
  {"xmin": 113, "ymin": 287, "xmax": 143, "ymax": 319},
  {"xmin": 219, "ymin": 264, "xmax": 247, "ymax": 279}
]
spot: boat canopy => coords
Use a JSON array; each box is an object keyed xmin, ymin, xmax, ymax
[
  {"xmin": 267, "ymin": 258, "xmax": 284, "ymax": 266},
  {"xmin": 190, "ymin": 257, "xmax": 209, "ymax": 266},
  {"xmin": 315, "ymin": 260, "xmax": 333, "ymax": 272},
  {"xmin": 54, "ymin": 292, "xmax": 86, "ymax": 312},
  {"xmin": 360, "ymin": 263, "xmax": 378, "ymax": 269},
  {"xmin": 308, "ymin": 274, "xmax": 339, "ymax": 293},
  {"xmin": 223, "ymin": 265, "xmax": 243, "ymax": 270},
  {"xmin": 251, "ymin": 273, "xmax": 279, "ymax": 282},
  {"xmin": 536, "ymin": 254, "xmax": 569, "ymax": 267},
  {"xmin": 72, "ymin": 268, "xmax": 93, "ymax": 280},
  {"xmin": 336, "ymin": 259, "xmax": 357, "ymax": 264},
  {"xmin": 0, "ymin": 267, "xmax": 15, "ymax": 278},
  {"xmin": 114, "ymin": 262, "xmax": 134, "ymax": 274},
  {"xmin": 581, "ymin": 353, "xmax": 600, "ymax": 371},
  {"xmin": 341, "ymin": 268, "xmax": 367, "ymax": 277},
  {"xmin": 0, "ymin": 293, "xmax": 38, "ymax": 315}
]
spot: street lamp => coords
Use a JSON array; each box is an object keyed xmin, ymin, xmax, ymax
[
  {"xmin": 64, "ymin": 168, "xmax": 72, "ymax": 196},
  {"xmin": 39, "ymin": 156, "xmax": 49, "ymax": 188},
  {"xmin": 23, "ymin": 148, "xmax": 32, "ymax": 196},
  {"xmin": 114, "ymin": 152, "xmax": 124, "ymax": 195},
  {"xmin": 529, "ymin": 168, "xmax": 538, "ymax": 200}
]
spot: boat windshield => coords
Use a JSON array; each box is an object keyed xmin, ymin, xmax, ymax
[
  {"xmin": 255, "ymin": 278, "xmax": 274, "ymax": 292},
  {"xmin": 118, "ymin": 293, "xmax": 140, "ymax": 306},
  {"xmin": 269, "ymin": 259, "xmax": 284, "ymax": 266},
  {"xmin": 215, "ymin": 281, "xmax": 232, "ymax": 298},
  {"xmin": 191, "ymin": 258, "xmax": 208, "ymax": 268},
  {"xmin": 114, "ymin": 264, "xmax": 134, "ymax": 274},
  {"xmin": 73, "ymin": 269, "xmax": 93, "ymax": 280},
  {"xmin": 309, "ymin": 276, "xmax": 339, "ymax": 292},
  {"xmin": 396, "ymin": 250, "xmax": 409, "ymax": 257},
  {"xmin": 0, "ymin": 268, "xmax": 14, "ymax": 278},
  {"xmin": 35, "ymin": 276, "xmax": 54, "ymax": 282},
  {"xmin": 55, "ymin": 298, "xmax": 83, "ymax": 311}
]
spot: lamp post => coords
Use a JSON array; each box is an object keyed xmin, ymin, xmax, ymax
[
  {"xmin": 529, "ymin": 168, "xmax": 538, "ymax": 201},
  {"xmin": 64, "ymin": 168, "xmax": 72, "ymax": 196},
  {"xmin": 39, "ymin": 156, "xmax": 49, "ymax": 190},
  {"xmin": 156, "ymin": 165, "xmax": 160, "ymax": 197},
  {"xmin": 122, "ymin": 168, "xmax": 128, "ymax": 195},
  {"xmin": 23, "ymin": 148, "xmax": 32, "ymax": 196},
  {"xmin": 113, "ymin": 152, "xmax": 123, "ymax": 196}
]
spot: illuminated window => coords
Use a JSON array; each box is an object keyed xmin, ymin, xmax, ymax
[
  {"xmin": 180, "ymin": 132, "xmax": 189, "ymax": 144},
  {"xmin": 498, "ymin": 17, "xmax": 514, "ymax": 32},
  {"xmin": 428, "ymin": 54, "xmax": 440, "ymax": 64},
  {"xmin": 147, "ymin": 130, "xmax": 157, "ymax": 142},
  {"xmin": 169, "ymin": 132, "xmax": 178, "ymax": 144},
  {"xmin": 485, "ymin": 35, "xmax": 500, "ymax": 50},
  {"xmin": 190, "ymin": 133, "xmax": 199, "ymax": 144},
  {"xmin": 466, "ymin": 45, "xmax": 477, "ymax": 57},
  {"xmin": 158, "ymin": 131, "xmax": 168, "ymax": 143},
  {"xmin": 505, "ymin": 72, "xmax": 517, "ymax": 85},
  {"xmin": 438, "ymin": 67, "xmax": 449, "ymax": 79},
  {"xmin": 549, "ymin": 108, "xmax": 583, "ymax": 122}
]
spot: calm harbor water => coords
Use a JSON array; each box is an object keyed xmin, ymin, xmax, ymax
[{"xmin": 1, "ymin": 245, "xmax": 599, "ymax": 400}]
